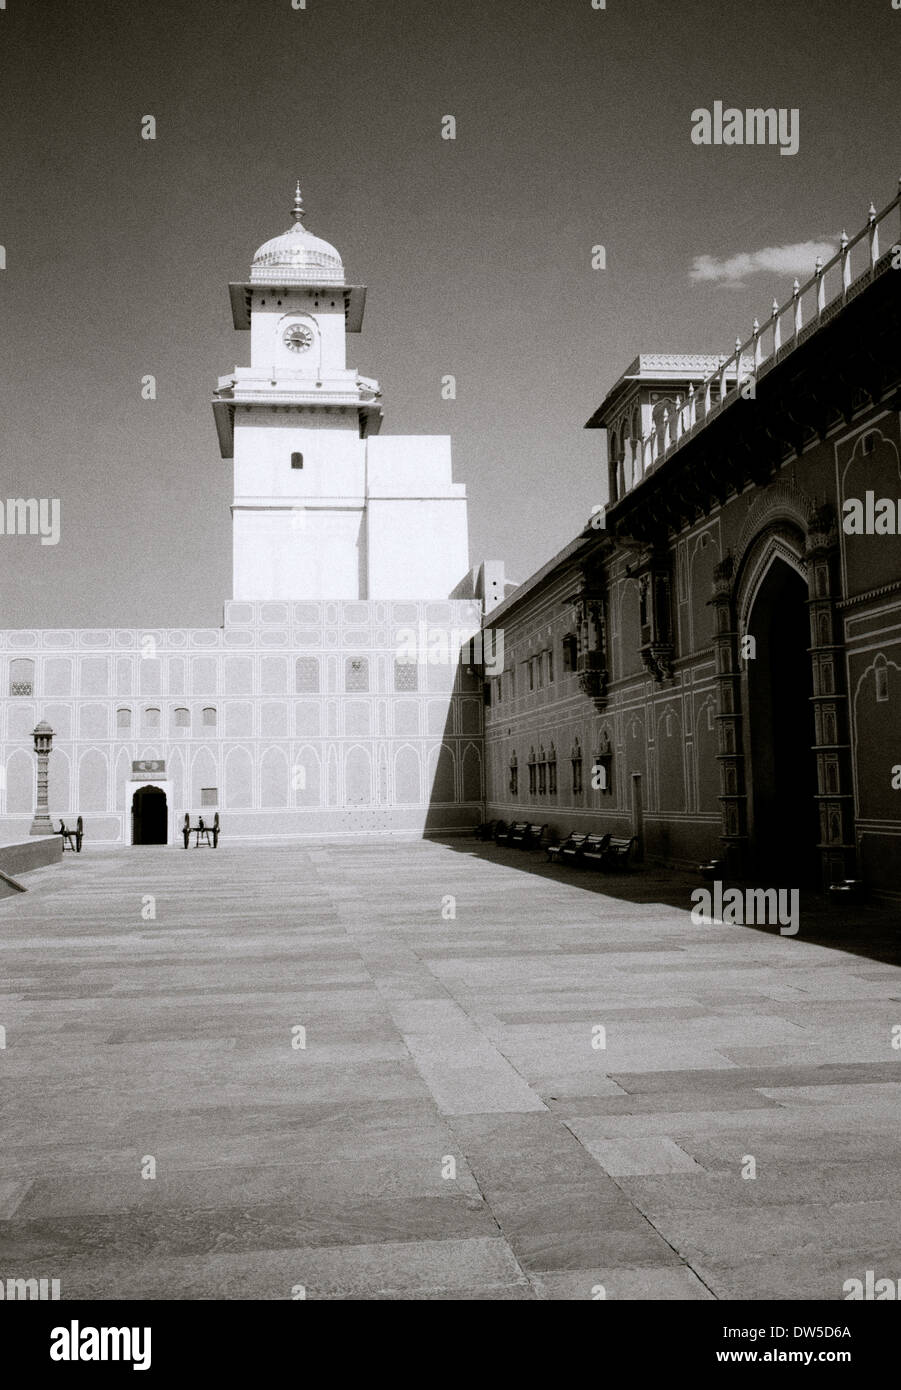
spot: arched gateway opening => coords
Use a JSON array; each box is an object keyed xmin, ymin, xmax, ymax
[
  {"xmin": 132, "ymin": 786, "xmax": 167, "ymax": 845},
  {"xmin": 745, "ymin": 556, "xmax": 818, "ymax": 885}
]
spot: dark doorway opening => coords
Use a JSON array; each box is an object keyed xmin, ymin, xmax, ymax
[
  {"xmin": 746, "ymin": 556, "xmax": 818, "ymax": 885},
  {"xmin": 132, "ymin": 786, "xmax": 167, "ymax": 845}
]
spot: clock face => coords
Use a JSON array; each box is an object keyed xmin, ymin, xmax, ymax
[{"xmin": 284, "ymin": 324, "xmax": 314, "ymax": 353}]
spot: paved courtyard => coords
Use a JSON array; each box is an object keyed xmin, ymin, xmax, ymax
[{"xmin": 1, "ymin": 838, "xmax": 900, "ymax": 1300}]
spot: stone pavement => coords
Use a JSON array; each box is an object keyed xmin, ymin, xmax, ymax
[{"xmin": 1, "ymin": 838, "xmax": 900, "ymax": 1300}]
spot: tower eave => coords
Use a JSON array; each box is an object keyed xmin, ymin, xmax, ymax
[{"xmin": 228, "ymin": 283, "xmax": 367, "ymax": 332}]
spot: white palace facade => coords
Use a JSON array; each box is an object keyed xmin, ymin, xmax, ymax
[{"xmin": 0, "ymin": 187, "xmax": 492, "ymax": 844}]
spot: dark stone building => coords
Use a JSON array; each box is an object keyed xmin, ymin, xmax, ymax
[{"xmin": 483, "ymin": 188, "xmax": 901, "ymax": 898}]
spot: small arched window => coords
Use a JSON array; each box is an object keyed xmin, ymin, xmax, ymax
[
  {"xmin": 291, "ymin": 452, "xmax": 303, "ymax": 470},
  {"xmin": 202, "ymin": 706, "xmax": 217, "ymax": 727},
  {"xmin": 174, "ymin": 707, "xmax": 190, "ymax": 728},
  {"xmin": 116, "ymin": 708, "xmax": 132, "ymax": 730},
  {"xmin": 143, "ymin": 707, "xmax": 160, "ymax": 730},
  {"xmin": 9, "ymin": 658, "xmax": 34, "ymax": 696}
]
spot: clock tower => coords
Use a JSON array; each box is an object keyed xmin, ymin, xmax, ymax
[{"xmin": 213, "ymin": 184, "xmax": 469, "ymax": 601}]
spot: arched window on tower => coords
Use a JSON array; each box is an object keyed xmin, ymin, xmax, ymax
[
  {"xmin": 608, "ymin": 429, "xmax": 619, "ymax": 504},
  {"xmin": 291, "ymin": 452, "xmax": 304, "ymax": 470}
]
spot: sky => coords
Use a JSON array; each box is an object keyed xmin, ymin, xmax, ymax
[{"xmin": 1, "ymin": 0, "xmax": 899, "ymax": 627}]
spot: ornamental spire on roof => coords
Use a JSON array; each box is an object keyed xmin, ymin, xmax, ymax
[{"xmin": 292, "ymin": 181, "xmax": 305, "ymax": 225}]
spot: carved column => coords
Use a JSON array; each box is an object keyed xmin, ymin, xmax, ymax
[
  {"xmin": 710, "ymin": 556, "xmax": 748, "ymax": 874},
  {"xmin": 30, "ymin": 721, "xmax": 54, "ymax": 836},
  {"xmin": 806, "ymin": 505, "xmax": 856, "ymax": 888}
]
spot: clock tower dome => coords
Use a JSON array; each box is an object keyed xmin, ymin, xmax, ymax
[{"xmin": 213, "ymin": 184, "xmax": 469, "ymax": 601}]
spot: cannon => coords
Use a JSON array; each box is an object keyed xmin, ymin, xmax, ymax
[{"xmin": 182, "ymin": 811, "xmax": 220, "ymax": 848}]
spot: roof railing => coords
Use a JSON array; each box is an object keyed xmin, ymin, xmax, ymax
[{"xmin": 635, "ymin": 182, "xmax": 901, "ymax": 479}]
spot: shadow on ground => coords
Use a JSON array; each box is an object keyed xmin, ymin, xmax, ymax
[{"xmin": 434, "ymin": 834, "xmax": 901, "ymax": 972}]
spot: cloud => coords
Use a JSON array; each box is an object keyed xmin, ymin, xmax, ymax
[{"xmin": 689, "ymin": 239, "xmax": 838, "ymax": 290}]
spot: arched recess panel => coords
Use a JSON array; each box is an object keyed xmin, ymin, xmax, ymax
[
  {"xmin": 6, "ymin": 749, "xmax": 34, "ymax": 813},
  {"xmin": 462, "ymin": 742, "xmax": 483, "ymax": 802},
  {"xmin": 345, "ymin": 745, "xmax": 372, "ymax": 805},
  {"xmin": 656, "ymin": 707, "xmax": 686, "ymax": 813},
  {"xmin": 260, "ymin": 746, "xmax": 289, "ymax": 808},
  {"xmin": 191, "ymin": 747, "xmax": 218, "ymax": 807},
  {"xmin": 294, "ymin": 746, "xmax": 321, "ymax": 807},
  {"xmin": 225, "ymin": 746, "xmax": 254, "ymax": 809},
  {"xmin": 619, "ymin": 581, "xmax": 643, "ymax": 676},
  {"xmin": 853, "ymin": 655, "xmax": 901, "ymax": 821},
  {"xmin": 167, "ymin": 749, "xmax": 186, "ymax": 812},
  {"xmin": 428, "ymin": 743, "xmax": 456, "ymax": 804},
  {"xmin": 394, "ymin": 744, "xmax": 421, "ymax": 805},
  {"xmin": 48, "ymin": 748, "xmax": 72, "ymax": 817},
  {"xmin": 694, "ymin": 699, "xmax": 720, "ymax": 812},
  {"xmin": 624, "ymin": 714, "xmax": 646, "ymax": 787},
  {"xmin": 78, "ymin": 749, "xmax": 109, "ymax": 813},
  {"xmin": 326, "ymin": 747, "xmax": 339, "ymax": 805},
  {"xmin": 689, "ymin": 531, "xmax": 720, "ymax": 651}
]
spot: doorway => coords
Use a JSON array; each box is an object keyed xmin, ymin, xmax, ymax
[
  {"xmin": 746, "ymin": 556, "xmax": 818, "ymax": 884},
  {"xmin": 132, "ymin": 786, "xmax": 167, "ymax": 845}
]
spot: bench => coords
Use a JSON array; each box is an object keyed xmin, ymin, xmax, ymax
[
  {"xmin": 57, "ymin": 816, "xmax": 83, "ymax": 853},
  {"xmin": 579, "ymin": 833, "xmax": 612, "ymax": 867},
  {"xmin": 522, "ymin": 823, "xmax": 549, "ymax": 850},
  {"xmin": 600, "ymin": 836, "xmax": 637, "ymax": 870},
  {"xmin": 546, "ymin": 832, "xmax": 588, "ymax": 864},
  {"xmin": 510, "ymin": 822, "xmax": 547, "ymax": 849},
  {"xmin": 182, "ymin": 812, "xmax": 220, "ymax": 848},
  {"xmin": 496, "ymin": 820, "xmax": 528, "ymax": 846},
  {"xmin": 474, "ymin": 820, "xmax": 500, "ymax": 842}
]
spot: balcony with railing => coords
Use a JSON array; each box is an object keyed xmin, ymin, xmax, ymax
[{"xmin": 624, "ymin": 184, "xmax": 901, "ymax": 489}]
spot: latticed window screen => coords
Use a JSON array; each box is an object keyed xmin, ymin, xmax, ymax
[
  {"xmin": 345, "ymin": 657, "xmax": 369, "ymax": 692},
  {"xmin": 116, "ymin": 708, "xmax": 132, "ymax": 729},
  {"xmin": 144, "ymin": 707, "xmax": 160, "ymax": 729},
  {"xmin": 295, "ymin": 657, "xmax": 319, "ymax": 693},
  {"xmin": 200, "ymin": 787, "xmax": 218, "ymax": 807},
  {"xmin": 9, "ymin": 659, "xmax": 34, "ymax": 696},
  {"xmin": 394, "ymin": 659, "xmax": 418, "ymax": 692},
  {"xmin": 202, "ymin": 707, "xmax": 217, "ymax": 726},
  {"xmin": 174, "ymin": 708, "xmax": 190, "ymax": 727}
]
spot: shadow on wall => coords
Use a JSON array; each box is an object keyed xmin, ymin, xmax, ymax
[{"xmin": 422, "ymin": 641, "xmax": 484, "ymax": 834}]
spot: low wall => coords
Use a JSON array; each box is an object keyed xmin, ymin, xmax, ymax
[{"xmin": 0, "ymin": 836, "xmax": 62, "ymax": 878}]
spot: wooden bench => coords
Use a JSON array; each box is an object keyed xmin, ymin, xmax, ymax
[
  {"xmin": 497, "ymin": 821, "xmax": 528, "ymax": 846},
  {"xmin": 600, "ymin": 835, "xmax": 637, "ymax": 870},
  {"xmin": 546, "ymin": 832, "xmax": 588, "ymax": 864},
  {"xmin": 522, "ymin": 823, "xmax": 549, "ymax": 850},
  {"xmin": 579, "ymin": 833, "xmax": 612, "ymax": 867},
  {"xmin": 510, "ymin": 822, "xmax": 547, "ymax": 849},
  {"xmin": 57, "ymin": 816, "xmax": 83, "ymax": 853},
  {"xmin": 182, "ymin": 812, "xmax": 220, "ymax": 848}
]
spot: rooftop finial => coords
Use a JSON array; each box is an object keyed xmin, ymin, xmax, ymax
[{"xmin": 292, "ymin": 180, "xmax": 305, "ymax": 224}]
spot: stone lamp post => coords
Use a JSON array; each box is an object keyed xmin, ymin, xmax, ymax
[{"xmin": 29, "ymin": 721, "xmax": 54, "ymax": 836}]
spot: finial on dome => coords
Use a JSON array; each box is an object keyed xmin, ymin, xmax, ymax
[{"xmin": 292, "ymin": 181, "xmax": 304, "ymax": 224}]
